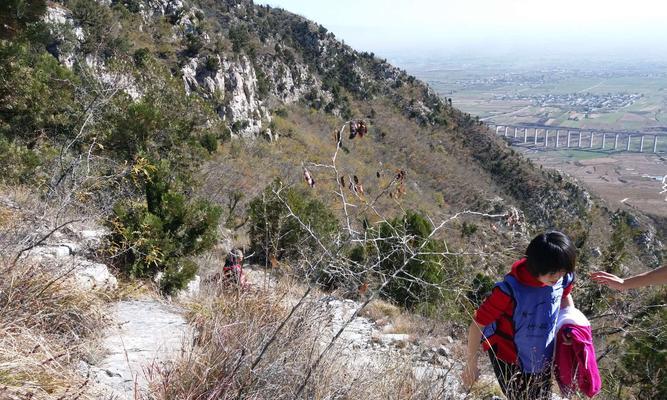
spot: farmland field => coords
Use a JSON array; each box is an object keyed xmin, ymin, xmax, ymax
[
  {"xmin": 390, "ymin": 54, "xmax": 667, "ymax": 217},
  {"xmin": 521, "ymin": 150, "xmax": 667, "ymax": 217},
  {"xmin": 391, "ymin": 55, "xmax": 667, "ymax": 133}
]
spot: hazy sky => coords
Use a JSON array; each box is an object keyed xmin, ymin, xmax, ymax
[{"xmin": 256, "ymin": 0, "xmax": 667, "ymax": 60}]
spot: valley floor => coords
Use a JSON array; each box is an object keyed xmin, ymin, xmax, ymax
[{"xmin": 520, "ymin": 150, "xmax": 666, "ymax": 217}]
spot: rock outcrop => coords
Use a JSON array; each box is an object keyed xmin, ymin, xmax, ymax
[{"xmin": 26, "ymin": 226, "xmax": 118, "ymax": 291}]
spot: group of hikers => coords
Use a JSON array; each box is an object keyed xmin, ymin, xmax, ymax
[
  {"xmin": 462, "ymin": 230, "xmax": 667, "ymax": 399},
  {"xmin": 218, "ymin": 231, "xmax": 666, "ymax": 398}
]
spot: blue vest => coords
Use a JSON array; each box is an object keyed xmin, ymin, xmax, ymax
[{"xmin": 483, "ymin": 272, "xmax": 573, "ymax": 373}]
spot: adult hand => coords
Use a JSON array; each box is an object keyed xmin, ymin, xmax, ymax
[
  {"xmin": 461, "ymin": 363, "xmax": 479, "ymax": 388},
  {"xmin": 590, "ymin": 271, "xmax": 626, "ymax": 290}
]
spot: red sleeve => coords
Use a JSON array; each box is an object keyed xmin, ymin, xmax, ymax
[
  {"xmin": 563, "ymin": 273, "xmax": 575, "ymax": 297},
  {"xmin": 474, "ymin": 286, "xmax": 512, "ymax": 326}
]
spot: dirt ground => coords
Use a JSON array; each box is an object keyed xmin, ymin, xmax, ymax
[{"xmin": 520, "ymin": 149, "xmax": 667, "ymax": 217}]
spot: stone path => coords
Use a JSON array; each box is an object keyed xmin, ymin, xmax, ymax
[{"xmin": 82, "ymin": 299, "xmax": 190, "ymax": 399}]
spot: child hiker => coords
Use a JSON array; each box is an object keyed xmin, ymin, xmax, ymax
[
  {"xmin": 223, "ymin": 248, "xmax": 248, "ymax": 288},
  {"xmin": 462, "ymin": 231, "xmax": 576, "ymax": 400}
]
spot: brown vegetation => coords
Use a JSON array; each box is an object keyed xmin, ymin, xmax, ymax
[
  {"xmin": 0, "ymin": 186, "xmax": 107, "ymax": 399},
  {"xmin": 0, "ymin": 258, "xmax": 107, "ymax": 399},
  {"xmin": 146, "ymin": 278, "xmax": 457, "ymax": 400}
]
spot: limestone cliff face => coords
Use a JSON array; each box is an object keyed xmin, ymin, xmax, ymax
[
  {"xmin": 43, "ymin": 0, "xmax": 435, "ymax": 141},
  {"xmin": 44, "ymin": 0, "xmax": 341, "ymax": 139},
  {"xmin": 179, "ymin": 52, "xmax": 322, "ymax": 138},
  {"xmin": 57, "ymin": 0, "xmax": 435, "ymax": 141},
  {"xmin": 258, "ymin": 55, "xmax": 317, "ymax": 105},
  {"xmin": 181, "ymin": 55, "xmax": 266, "ymax": 138},
  {"xmin": 145, "ymin": 0, "xmax": 186, "ymax": 19}
]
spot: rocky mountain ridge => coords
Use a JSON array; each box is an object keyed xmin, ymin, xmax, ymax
[{"xmin": 44, "ymin": 0, "xmax": 444, "ymax": 138}]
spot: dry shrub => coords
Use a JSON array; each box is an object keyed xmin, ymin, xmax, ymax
[
  {"xmin": 360, "ymin": 298, "xmax": 402, "ymax": 323},
  {"xmin": 0, "ymin": 327, "xmax": 93, "ymax": 400},
  {"xmin": 0, "ymin": 261, "xmax": 106, "ymax": 341},
  {"xmin": 0, "ymin": 259, "xmax": 107, "ymax": 399},
  {"xmin": 146, "ymin": 281, "xmax": 318, "ymax": 399},
  {"xmin": 0, "ymin": 205, "xmax": 14, "ymax": 227},
  {"xmin": 467, "ymin": 376, "xmax": 504, "ymax": 399},
  {"xmin": 147, "ymin": 279, "xmax": 457, "ymax": 400},
  {"xmin": 307, "ymin": 351, "xmax": 448, "ymax": 400}
]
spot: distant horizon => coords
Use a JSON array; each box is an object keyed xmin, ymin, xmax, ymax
[{"xmin": 256, "ymin": 0, "xmax": 667, "ymax": 64}]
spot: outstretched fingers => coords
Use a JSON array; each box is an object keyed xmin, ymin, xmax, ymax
[{"xmin": 590, "ymin": 271, "xmax": 625, "ymax": 289}]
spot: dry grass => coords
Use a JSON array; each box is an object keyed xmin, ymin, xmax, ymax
[
  {"xmin": 0, "ymin": 205, "xmax": 14, "ymax": 228},
  {"xmin": 106, "ymin": 278, "xmax": 158, "ymax": 301},
  {"xmin": 360, "ymin": 298, "xmax": 402, "ymax": 323},
  {"xmin": 146, "ymin": 280, "xmax": 317, "ymax": 399},
  {"xmin": 0, "ymin": 186, "xmax": 110, "ymax": 399},
  {"xmin": 0, "ymin": 259, "xmax": 108, "ymax": 399},
  {"xmin": 147, "ymin": 278, "xmax": 456, "ymax": 400}
]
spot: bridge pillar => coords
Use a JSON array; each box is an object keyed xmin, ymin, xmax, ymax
[
  {"xmin": 590, "ymin": 132, "xmax": 595, "ymax": 148},
  {"xmin": 496, "ymin": 126, "xmax": 502, "ymax": 135},
  {"xmin": 654, "ymin": 135, "xmax": 659, "ymax": 153},
  {"xmin": 514, "ymin": 127, "xmax": 518, "ymax": 138},
  {"xmin": 640, "ymin": 136, "xmax": 645, "ymax": 152},
  {"xmin": 534, "ymin": 129, "xmax": 539, "ymax": 145},
  {"xmin": 627, "ymin": 135, "xmax": 632, "ymax": 151},
  {"xmin": 545, "ymin": 130, "xmax": 550, "ymax": 147},
  {"xmin": 555, "ymin": 130, "xmax": 560, "ymax": 147},
  {"xmin": 524, "ymin": 128, "xmax": 528, "ymax": 143},
  {"xmin": 567, "ymin": 131, "xmax": 572, "ymax": 147},
  {"xmin": 601, "ymin": 133, "xmax": 606, "ymax": 150},
  {"xmin": 578, "ymin": 131, "xmax": 582, "ymax": 147},
  {"xmin": 614, "ymin": 134, "xmax": 619, "ymax": 150},
  {"xmin": 505, "ymin": 127, "xmax": 509, "ymax": 137}
]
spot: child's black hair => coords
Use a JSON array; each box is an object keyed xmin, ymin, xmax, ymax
[{"xmin": 525, "ymin": 231, "xmax": 576, "ymax": 276}]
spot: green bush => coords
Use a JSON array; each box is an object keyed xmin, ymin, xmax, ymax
[
  {"xmin": 229, "ymin": 25, "xmax": 250, "ymax": 53},
  {"xmin": 255, "ymin": 67, "xmax": 270, "ymax": 99},
  {"xmin": 108, "ymin": 101, "xmax": 164, "ymax": 158},
  {"xmin": 0, "ymin": 137, "xmax": 54, "ymax": 184},
  {"xmin": 220, "ymin": 125, "xmax": 232, "ymax": 143},
  {"xmin": 231, "ymin": 119, "xmax": 249, "ymax": 133},
  {"xmin": 104, "ymin": 82, "xmax": 211, "ymax": 161},
  {"xmin": 467, "ymin": 273, "xmax": 495, "ymax": 308},
  {"xmin": 133, "ymin": 47, "xmax": 150, "ymax": 67},
  {"xmin": 601, "ymin": 212, "xmax": 633, "ymax": 275},
  {"xmin": 69, "ymin": 0, "xmax": 125, "ymax": 57},
  {"xmin": 274, "ymin": 108, "xmax": 288, "ymax": 118},
  {"xmin": 121, "ymin": 0, "xmax": 142, "ymax": 13},
  {"xmin": 247, "ymin": 179, "xmax": 338, "ymax": 263},
  {"xmin": 200, "ymin": 132, "xmax": 218, "ymax": 153},
  {"xmin": 0, "ymin": 45, "xmax": 79, "ymax": 143},
  {"xmin": 620, "ymin": 292, "xmax": 667, "ymax": 399},
  {"xmin": 460, "ymin": 221, "xmax": 478, "ymax": 237},
  {"xmin": 0, "ymin": 0, "xmax": 47, "ymax": 40},
  {"xmin": 184, "ymin": 33, "xmax": 203, "ymax": 57},
  {"xmin": 372, "ymin": 210, "xmax": 447, "ymax": 310},
  {"xmin": 204, "ymin": 54, "xmax": 220, "ymax": 72},
  {"xmin": 106, "ymin": 159, "xmax": 221, "ymax": 294}
]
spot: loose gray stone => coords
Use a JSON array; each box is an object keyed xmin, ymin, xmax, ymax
[{"xmin": 437, "ymin": 345, "xmax": 450, "ymax": 357}]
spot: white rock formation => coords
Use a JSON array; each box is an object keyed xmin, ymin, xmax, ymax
[{"xmin": 27, "ymin": 246, "xmax": 118, "ymax": 290}]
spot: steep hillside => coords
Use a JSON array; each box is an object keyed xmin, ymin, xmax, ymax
[
  {"xmin": 6, "ymin": 0, "xmax": 593, "ymax": 230},
  {"xmin": 1, "ymin": 0, "xmax": 665, "ymax": 398}
]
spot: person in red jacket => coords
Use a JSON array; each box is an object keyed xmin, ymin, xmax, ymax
[
  {"xmin": 462, "ymin": 231, "xmax": 576, "ymax": 400},
  {"xmin": 223, "ymin": 248, "xmax": 248, "ymax": 288}
]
